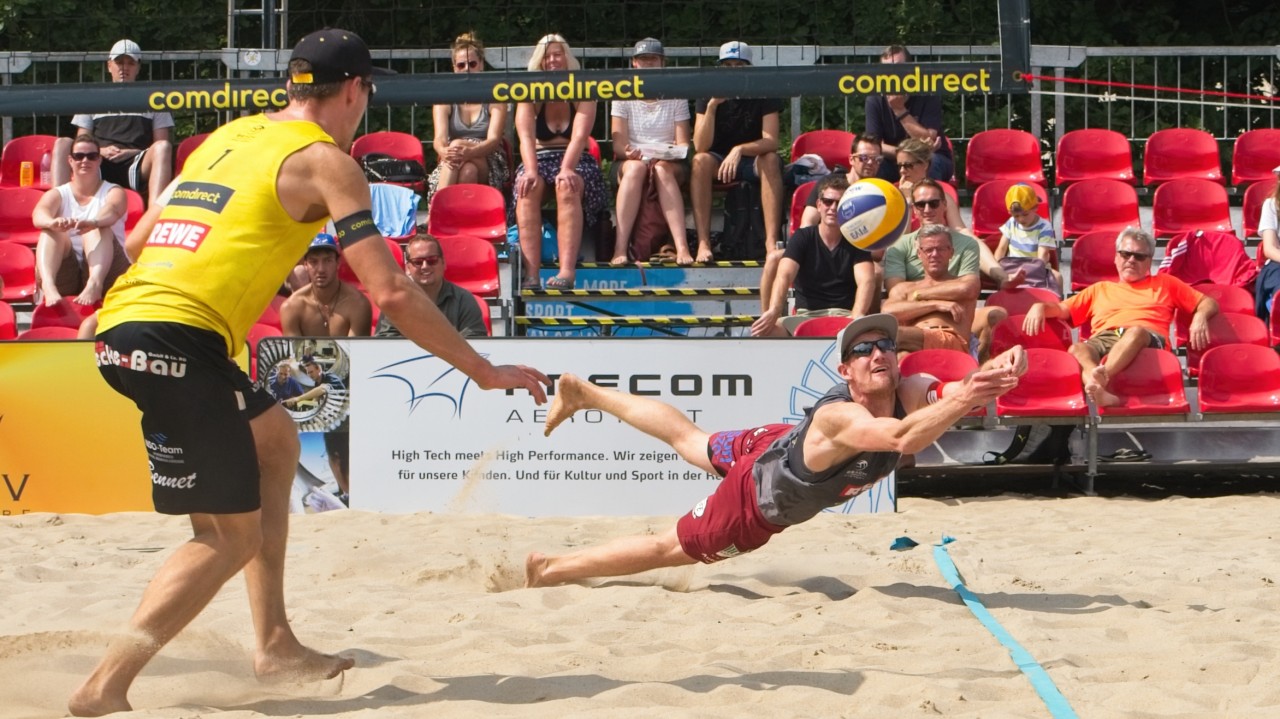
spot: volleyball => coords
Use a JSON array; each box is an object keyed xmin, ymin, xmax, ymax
[{"xmin": 837, "ymin": 178, "xmax": 910, "ymax": 251}]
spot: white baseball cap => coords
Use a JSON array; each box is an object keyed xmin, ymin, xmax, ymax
[
  {"xmin": 717, "ymin": 41, "xmax": 752, "ymax": 65},
  {"xmin": 110, "ymin": 39, "xmax": 142, "ymax": 62}
]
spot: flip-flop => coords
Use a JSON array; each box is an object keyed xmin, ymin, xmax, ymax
[
  {"xmin": 544, "ymin": 276, "xmax": 575, "ymax": 290},
  {"xmin": 1100, "ymin": 447, "xmax": 1152, "ymax": 463}
]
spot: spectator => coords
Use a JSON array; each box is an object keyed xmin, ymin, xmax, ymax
[
  {"xmin": 280, "ymin": 232, "xmax": 373, "ymax": 337},
  {"xmin": 426, "ymin": 32, "xmax": 510, "ymax": 207},
  {"xmin": 993, "ymin": 183, "xmax": 1062, "ymax": 295},
  {"xmin": 691, "ymin": 41, "xmax": 785, "ymax": 304},
  {"xmin": 894, "ymin": 138, "xmax": 939, "ymax": 205},
  {"xmin": 32, "ymin": 133, "xmax": 129, "ymax": 307},
  {"xmin": 54, "ymin": 40, "xmax": 173, "ymax": 201},
  {"xmin": 865, "ymin": 44, "xmax": 953, "ymax": 183},
  {"xmin": 268, "ymin": 361, "xmax": 305, "ymax": 401},
  {"xmin": 882, "ymin": 225, "xmax": 976, "ymax": 354},
  {"xmin": 905, "ymin": 175, "xmax": 965, "ymax": 233},
  {"xmin": 609, "ymin": 38, "xmax": 693, "ymax": 266},
  {"xmin": 799, "ymin": 133, "xmax": 883, "ymax": 228},
  {"xmin": 1253, "ymin": 165, "xmax": 1280, "ymax": 319},
  {"xmin": 374, "ymin": 233, "xmax": 486, "ymax": 338},
  {"xmin": 1023, "ymin": 227, "xmax": 1217, "ymax": 407},
  {"xmin": 751, "ymin": 175, "xmax": 876, "ymax": 336},
  {"xmin": 512, "ymin": 34, "xmax": 606, "ymax": 290}
]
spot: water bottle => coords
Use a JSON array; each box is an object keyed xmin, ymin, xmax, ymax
[{"xmin": 39, "ymin": 151, "xmax": 51, "ymax": 187}]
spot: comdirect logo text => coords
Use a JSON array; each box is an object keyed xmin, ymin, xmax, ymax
[
  {"xmin": 149, "ymin": 84, "xmax": 288, "ymax": 112},
  {"xmin": 837, "ymin": 67, "xmax": 991, "ymax": 95}
]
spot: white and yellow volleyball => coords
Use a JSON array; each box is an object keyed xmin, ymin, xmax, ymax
[{"xmin": 837, "ymin": 177, "xmax": 910, "ymax": 251}]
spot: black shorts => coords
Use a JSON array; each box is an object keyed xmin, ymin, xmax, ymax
[{"xmin": 95, "ymin": 321, "xmax": 277, "ymax": 515}]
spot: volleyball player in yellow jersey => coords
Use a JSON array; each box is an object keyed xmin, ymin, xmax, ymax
[{"xmin": 73, "ymin": 29, "xmax": 552, "ymax": 716}]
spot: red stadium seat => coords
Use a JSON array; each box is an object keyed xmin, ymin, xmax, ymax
[
  {"xmin": 123, "ymin": 189, "xmax": 145, "ymax": 233},
  {"xmin": 1151, "ymin": 179, "xmax": 1233, "ymax": 238},
  {"xmin": 984, "ymin": 286, "xmax": 1061, "ymax": 317},
  {"xmin": 0, "ymin": 300, "xmax": 16, "ymax": 339},
  {"xmin": 990, "ymin": 314, "xmax": 1073, "ymax": 357},
  {"xmin": 1242, "ymin": 180, "xmax": 1275, "ymax": 239},
  {"xmin": 16, "ymin": 325, "xmax": 78, "ymax": 340},
  {"xmin": 246, "ymin": 322, "xmax": 282, "ymax": 381},
  {"xmin": 964, "ymin": 129, "xmax": 1045, "ymax": 189},
  {"xmin": 470, "ymin": 292, "xmax": 493, "ymax": 336},
  {"xmin": 1069, "ymin": 231, "xmax": 1122, "ymax": 291},
  {"xmin": 587, "ymin": 136, "xmax": 601, "ymax": 164},
  {"xmin": 1198, "ymin": 344, "xmax": 1280, "ymax": 414},
  {"xmin": 338, "ymin": 237, "xmax": 405, "ymax": 291},
  {"xmin": 1096, "ymin": 348, "xmax": 1189, "ymax": 417},
  {"xmin": 1231, "ymin": 129, "xmax": 1280, "ymax": 187},
  {"xmin": 174, "ymin": 132, "xmax": 211, "ymax": 175},
  {"xmin": 996, "ymin": 347, "xmax": 1088, "ymax": 417},
  {"xmin": 789, "ymin": 180, "xmax": 816, "ymax": 235},
  {"xmin": 1054, "ymin": 129, "xmax": 1135, "ymax": 186},
  {"xmin": 1142, "ymin": 128, "xmax": 1223, "ymax": 186},
  {"xmin": 790, "ymin": 130, "xmax": 856, "ymax": 173},
  {"xmin": 0, "ymin": 134, "xmax": 58, "ymax": 189},
  {"xmin": 0, "ymin": 186, "xmax": 45, "ymax": 247},
  {"xmin": 1184, "ymin": 311, "xmax": 1269, "ymax": 378},
  {"xmin": 30, "ymin": 298, "xmax": 96, "ymax": 330},
  {"xmin": 427, "ymin": 183, "xmax": 507, "ymax": 243},
  {"xmin": 899, "ymin": 348, "xmax": 983, "ymax": 417},
  {"xmin": 970, "ymin": 179, "xmax": 1049, "ymax": 241},
  {"xmin": 0, "ymin": 242, "xmax": 36, "ymax": 303},
  {"xmin": 440, "ymin": 234, "xmax": 500, "ymax": 298},
  {"xmin": 351, "ymin": 131, "xmax": 427, "ymax": 192},
  {"xmin": 1172, "ymin": 283, "xmax": 1254, "ymax": 348},
  {"xmin": 1060, "ymin": 179, "xmax": 1140, "ymax": 240},
  {"xmin": 256, "ymin": 294, "xmax": 287, "ymax": 330},
  {"xmin": 791, "ymin": 315, "xmax": 853, "ymax": 337}
]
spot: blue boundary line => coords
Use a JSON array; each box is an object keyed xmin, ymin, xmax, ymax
[{"xmin": 932, "ymin": 537, "xmax": 1080, "ymax": 719}]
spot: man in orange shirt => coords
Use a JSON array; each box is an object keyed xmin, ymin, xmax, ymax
[{"xmin": 1023, "ymin": 227, "xmax": 1217, "ymax": 407}]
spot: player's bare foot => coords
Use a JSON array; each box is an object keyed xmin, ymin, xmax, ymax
[
  {"xmin": 525, "ymin": 552, "xmax": 551, "ymax": 587},
  {"xmin": 1085, "ymin": 366, "xmax": 1122, "ymax": 407},
  {"xmin": 254, "ymin": 646, "xmax": 354, "ymax": 684},
  {"xmin": 68, "ymin": 685, "xmax": 132, "ymax": 717},
  {"xmin": 544, "ymin": 373, "xmax": 590, "ymax": 437}
]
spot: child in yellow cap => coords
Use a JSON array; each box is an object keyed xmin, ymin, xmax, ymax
[{"xmin": 995, "ymin": 183, "xmax": 1062, "ymax": 295}]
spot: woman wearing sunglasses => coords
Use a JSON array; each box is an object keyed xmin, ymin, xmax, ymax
[
  {"xmin": 427, "ymin": 32, "xmax": 510, "ymax": 207},
  {"xmin": 31, "ymin": 133, "xmax": 130, "ymax": 308}
]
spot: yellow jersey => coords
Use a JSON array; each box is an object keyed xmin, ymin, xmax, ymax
[{"xmin": 98, "ymin": 114, "xmax": 335, "ymax": 357}]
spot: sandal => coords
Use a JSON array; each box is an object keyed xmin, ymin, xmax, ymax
[
  {"xmin": 544, "ymin": 276, "xmax": 575, "ymax": 290},
  {"xmin": 1100, "ymin": 447, "xmax": 1152, "ymax": 463},
  {"xmin": 649, "ymin": 244, "xmax": 678, "ymax": 264},
  {"xmin": 520, "ymin": 278, "xmax": 542, "ymax": 291}
]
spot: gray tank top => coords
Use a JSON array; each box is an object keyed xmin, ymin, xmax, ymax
[
  {"xmin": 448, "ymin": 103, "xmax": 490, "ymax": 141},
  {"xmin": 752, "ymin": 384, "xmax": 903, "ymax": 526}
]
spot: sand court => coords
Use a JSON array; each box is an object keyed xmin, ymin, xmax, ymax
[{"xmin": 2, "ymin": 493, "xmax": 1279, "ymax": 717}]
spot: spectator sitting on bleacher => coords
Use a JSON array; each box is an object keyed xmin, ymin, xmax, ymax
[
  {"xmin": 53, "ymin": 40, "xmax": 173, "ymax": 202},
  {"xmin": 512, "ymin": 34, "xmax": 606, "ymax": 291},
  {"xmin": 799, "ymin": 133, "xmax": 883, "ymax": 228},
  {"xmin": 427, "ymin": 32, "xmax": 510, "ymax": 208},
  {"xmin": 1022, "ymin": 227, "xmax": 1217, "ymax": 408},
  {"xmin": 866, "ymin": 44, "xmax": 953, "ymax": 183},
  {"xmin": 691, "ymin": 41, "xmax": 785, "ymax": 297},
  {"xmin": 882, "ymin": 224, "xmax": 977, "ymax": 355},
  {"xmin": 886, "ymin": 179, "xmax": 1020, "ymax": 361},
  {"xmin": 609, "ymin": 37, "xmax": 694, "ymax": 266},
  {"xmin": 1254, "ymin": 166, "xmax": 1280, "ymax": 319},
  {"xmin": 751, "ymin": 175, "xmax": 875, "ymax": 337},
  {"xmin": 32, "ymin": 133, "xmax": 130, "ymax": 307},
  {"xmin": 993, "ymin": 183, "xmax": 1062, "ymax": 296},
  {"xmin": 280, "ymin": 232, "xmax": 373, "ymax": 337},
  {"xmin": 374, "ymin": 232, "xmax": 485, "ymax": 338}
]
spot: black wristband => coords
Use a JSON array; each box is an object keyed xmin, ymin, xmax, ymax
[
  {"xmin": 333, "ymin": 209, "xmax": 379, "ymax": 249},
  {"xmin": 896, "ymin": 111, "xmax": 910, "ymax": 121}
]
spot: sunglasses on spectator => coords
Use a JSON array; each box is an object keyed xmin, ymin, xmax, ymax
[
  {"xmin": 853, "ymin": 154, "xmax": 882, "ymax": 164},
  {"xmin": 1116, "ymin": 250, "xmax": 1151, "ymax": 262},
  {"xmin": 844, "ymin": 338, "xmax": 897, "ymax": 359},
  {"xmin": 455, "ymin": 60, "xmax": 480, "ymax": 70},
  {"xmin": 912, "ymin": 198, "xmax": 942, "ymax": 210},
  {"xmin": 71, "ymin": 151, "xmax": 101, "ymax": 161},
  {"xmin": 407, "ymin": 256, "xmax": 443, "ymax": 268},
  {"xmin": 898, "ymin": 161, "xmax": 922, "ymax": 170},
  {"xmin": 817, "ymin": 195, "xmax": 841, "ymax": 206}
]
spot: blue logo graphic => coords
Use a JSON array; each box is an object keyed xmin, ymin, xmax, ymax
[{"xmin": 369, "ymin": 353, "xmax": 479, "ymax": 418}]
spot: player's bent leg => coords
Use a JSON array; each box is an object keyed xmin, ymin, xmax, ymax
[{"xmin": 526, "ymin": 525, "xmax": 692, "ymax": 587}]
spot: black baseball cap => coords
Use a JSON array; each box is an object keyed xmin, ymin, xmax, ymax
[{"xmin": 290, "ymin": 28, "xmax": 394, "ymax": 85}]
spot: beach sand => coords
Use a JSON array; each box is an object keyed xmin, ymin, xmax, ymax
[{"xmin": 3, "ymin": 494, "xmax": 1279, "ymax": 718}]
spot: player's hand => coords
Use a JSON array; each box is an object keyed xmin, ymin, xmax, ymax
[
  {"xmin": 957, "ymin": 366, "xmax": 1021, "ymax": 405},
  {"xmin": 479, "ymin": 364, "xmax": 552, "ymax": 405},
  {"xmin": 989, "ymin": 344, "xmax": 1029, "ymax": 378}
]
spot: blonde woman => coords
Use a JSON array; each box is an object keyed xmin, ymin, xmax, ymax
[{"xmin": 427, "ymin": 32, "xmax": 510, "ymax": 205}]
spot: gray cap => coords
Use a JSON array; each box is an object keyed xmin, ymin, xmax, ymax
[
  {"xmin": 836, "ymin": 314, "xmax": 899, "ymax": 360},
  {"xmin": 717, "ymin": 41, "xmax": 752, "ymax": 65},
  {"xmin": 633, "ymin": 38, "xmax": 665, "ymax": 57},
  {"xmin": 109, "ymin": 39, "xmax": 142, "ymax": 62}
]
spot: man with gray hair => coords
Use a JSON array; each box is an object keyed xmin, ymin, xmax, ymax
[
  {"xmin": 1023, "ymin": 227, "xmax": 1217, "ymax": 407},
  {"xmin": 881, "ymin": 224, "xmax": 977, "ymax": 355}
]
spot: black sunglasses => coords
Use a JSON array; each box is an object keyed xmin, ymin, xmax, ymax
[
  {"xmin": 898, "ymin": 161, "xmax": 921, "ymax": 170},
  {"xmin": 71, "ymin": 151, "xmax": 101, "ymax": 161},
  {"xmin": 817, "ymin": 196, "xmax": 841, "ymax": 206},
  {"xmin": 844, "ymin": 337, "xmax": 897, "ymax": 359},
  {"xmin": 912, "ymin": 198, "xmax": 942, "ymax": 210},
  {"xmin": 1117, "ymin": 250, "xmax": 1151, "ymax": 262},
  {"xmin": 407, "ymin": 256, "xmax": 442, "ymax": 267}
]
